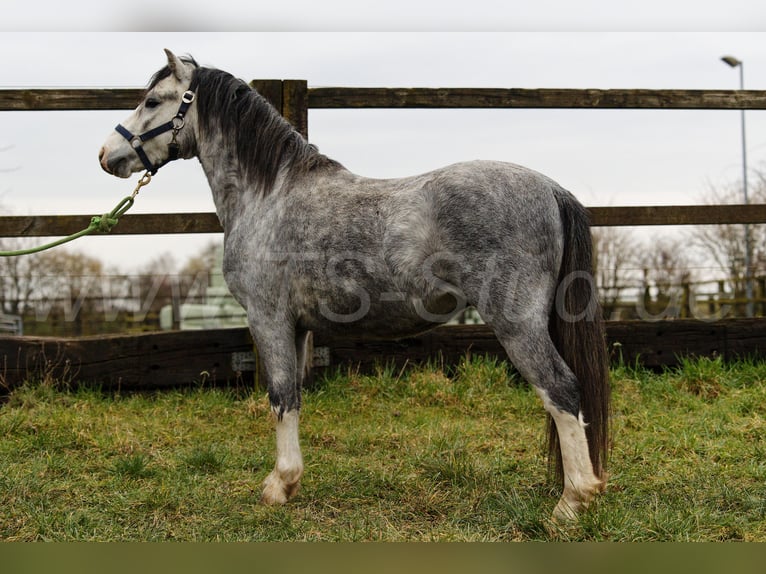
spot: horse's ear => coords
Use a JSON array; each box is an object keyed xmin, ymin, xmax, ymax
[{"xmin": 164, "ymin": 49, "xmax": 189, "ymax": 81}]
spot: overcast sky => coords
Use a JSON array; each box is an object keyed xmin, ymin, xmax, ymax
[{"xmin": 2, "ymin": 4, "xmax": 766, "ymax": 270}]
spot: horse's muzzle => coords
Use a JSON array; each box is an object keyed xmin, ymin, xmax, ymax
[{"xmin": 98, "ymin": 145, "xmax": 132, "ymax": 178}]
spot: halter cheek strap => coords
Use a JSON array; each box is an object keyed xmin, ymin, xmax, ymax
[{"xmin": 115, "ymin": 75, "xmax": 199, "ymax": 175}]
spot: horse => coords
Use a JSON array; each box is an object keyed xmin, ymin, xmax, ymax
[{"xmin": 99, "ymin": 50, "xmax": 610, "ymax": 522}]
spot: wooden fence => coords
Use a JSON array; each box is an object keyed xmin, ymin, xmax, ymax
[
  {"xmin": 2, "ymin": 319, "xmax": 765, "ymax": 392},
  {"xmin": 4, "ymin": 84, "xmax": 766, "ymax": 236},
  {"xmin": 2, "ymin": 83, "xmax": 766, "ymax": 390}
]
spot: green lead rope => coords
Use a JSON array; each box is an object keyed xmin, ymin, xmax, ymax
[{"xmin": 0, "ymin": 172, "xmax": 151, "ymax": 257}]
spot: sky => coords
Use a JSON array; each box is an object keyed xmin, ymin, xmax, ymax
[{"xmin": 2, "ymin": 3, "xmax": 766, "ymax": 271}]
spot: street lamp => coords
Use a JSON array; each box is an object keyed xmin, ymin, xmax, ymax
[{"xmin": 721, "ymin": 55, "xmax": 754, "ymax": 317}]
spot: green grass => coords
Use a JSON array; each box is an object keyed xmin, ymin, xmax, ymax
[{"xmin": 1, "ymin": 355, "xmax": 765, "ymax": 541}]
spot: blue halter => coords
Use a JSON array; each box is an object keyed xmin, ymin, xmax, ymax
[{"xmin": 115, "ymin": 75, "xmax": 199, "ymax": 175}]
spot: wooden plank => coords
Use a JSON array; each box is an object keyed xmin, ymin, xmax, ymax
[
  {"xmin": 4, "ymin": 320, "xmax": 764, "ymax": 392},
  {"xmin": 0, "ymin": 328, "xmax": 255, "ymax": 391},
  {"xmin": 605, "ymin": 320, "xmax": 728, "ymax": 367},
  {"xmin": 308, "ymin": 87, "xmax": 766, "ymax": 110},
  {"xmin": 720, "ymin": 319, "xmax": 766, "ymax": 361},
  {"xmin": 0, "ymin": 212, "xmax": 222, "ymax": 237},
  {"xmin": 312, "ymin": 325, "xmax": 504, "ymax": 374},
  {"xmin": 3, "ymin": 87, "xmax": 766, "ymax": 112},
  {"xmin": 0, "ymin": 82, "xmax": 282, "ymax": 113},
  {"xmin": 0, "ymin": 89, "xmax": 144, "ymax": 111},
  {"xmin": 314, "ymin": 319, "xmax": 766, "ymax": 372},
  {"xmin": 588, "ymin": 204, "xmax": 766, "ymax": 227},
  {"xmin": 2, "ymin": 205, "xmax": 764, "ymax": 239}
]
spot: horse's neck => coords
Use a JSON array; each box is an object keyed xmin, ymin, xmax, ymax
[
  {"xmin": 197, "ymin": 129, "xmax": 299, "ymax": 231},
  {"xmin": 195, "ymin": 136, "xmax": 244, "ymax": 225},
  {"xmin": 195, "ymin": 102, "xmax": 338, "ymax": 229}
]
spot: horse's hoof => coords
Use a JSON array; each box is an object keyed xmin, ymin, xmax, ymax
[
  {"xmin": 551, "ymin": 499, "xmax": 580, "ymax": 523},
  {"xmin": 260, "ymin": 471, "xmax": 300, "ymax": 505}
]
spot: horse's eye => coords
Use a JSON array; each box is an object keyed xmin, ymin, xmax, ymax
[{"xmin": 145, "ymin": 99, "xmax": 161, "ymax": 109}]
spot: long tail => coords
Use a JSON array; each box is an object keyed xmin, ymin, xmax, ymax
[{"xmin": 548, "ymin": 188, "xmax": 611, "ymax": 485}]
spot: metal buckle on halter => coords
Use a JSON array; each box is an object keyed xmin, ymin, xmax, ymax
[
  {"xmin": 172, "ymin": 116, "xmax": 185, "ymax": 130},
  {"xmin": 182, "ymin": 91, "xmax": 195, "ymax": 104},
  {"xmin": 130, "ymin": 136, "xmax": 143, "ymax": 149}
]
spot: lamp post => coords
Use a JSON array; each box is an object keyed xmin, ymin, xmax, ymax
[{"xmin": 721, "ymin": 55, "xmax": 754, "ymax": 317}]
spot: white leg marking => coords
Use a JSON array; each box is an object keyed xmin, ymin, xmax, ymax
[
  {"xmin": 261, "ymin": 409, "xmax": 304, "ymax": 505},
  {"xmin": 537, "ymin": 390, "xmax": 604, "ymax": 522}
]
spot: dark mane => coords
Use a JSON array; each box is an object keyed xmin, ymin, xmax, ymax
[{"xmin": 191, "ymin": 66, "xmax": 340, "ymax": 194}]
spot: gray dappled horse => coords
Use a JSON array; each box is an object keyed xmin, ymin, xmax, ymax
[{"xmin": 99, "ymin": 50, "xmax": 610, "ymax": 522}]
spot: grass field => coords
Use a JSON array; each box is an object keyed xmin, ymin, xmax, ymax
[{"xmin": 1, "ymin": 354, "xmax": 765, "ymax": 541}]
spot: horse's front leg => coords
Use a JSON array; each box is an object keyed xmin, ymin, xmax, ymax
[
  {"xmin": 261, "ymin": 410, "xmax": 302, "ymax": 505},
  {"xmin": 251, "ymin": 320, "xmax": 306, "ymax": 505}
]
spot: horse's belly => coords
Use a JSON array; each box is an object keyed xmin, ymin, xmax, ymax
[{"xmin": 298, "ymin": 291, "xmax": 464, "ymax": 339}]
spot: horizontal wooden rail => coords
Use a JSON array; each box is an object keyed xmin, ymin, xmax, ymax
[
  {"xmin": 3, "ymin": 87, "xmax": 766, "ymax": 112},
  {"xmin": 1, "ymin": 205, "xmax": 764, "ymax": 238},
  {"xmin": 587, "ymin": 204, "xmax": 766, "ymax": 226},
  {"xmin": 0, "ymin": 212, "xmax": 222, "ymax": 237},
  {"xmin": 308, "ymin": 87, "xmax": 766, "ymax": 110},
  {"xmin": 0, "ymin": 89, "xmax": 144, "ymax": 111}
]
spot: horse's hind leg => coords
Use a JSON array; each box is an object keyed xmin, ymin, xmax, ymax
[
  {"xmin": 494, "ymin": 317, "xmax": 603, "ymax": 521},
  {"xmin": 540, "ymin": 389, "xmax": 605, "ymax": 522},
  {"xmin": 252, "ymin": 323, "xmax": 307, "ymax": 505}
]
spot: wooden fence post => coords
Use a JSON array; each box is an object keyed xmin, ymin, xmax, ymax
[
  {"xmin": 282, "ymin": 80, "xmax": 309, "ymax": 139},
  {"xmin": 681, "ymin": 282, "xmax": 691, "ymax": 319},
  {"xmin": 250, "ymin": 79, "xmax": 283, "ymax": 113},
  {"xmin": 249, "ymin": 79, "xmax": 308, "ymax": 139}
]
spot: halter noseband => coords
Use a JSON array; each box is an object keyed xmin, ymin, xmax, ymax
[{"xmin": 115, "ymin": 75, "xmax": 199, "ymax": 175}]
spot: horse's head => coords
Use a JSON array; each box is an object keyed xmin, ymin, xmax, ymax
[{"xmin": 99, "ymin": 49, "xmax": 199, "ymax": 178}]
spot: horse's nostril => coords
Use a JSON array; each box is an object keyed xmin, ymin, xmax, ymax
[{"xmin": 99, "ymin": 147, "xmax": 116, "ymax": 174}]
